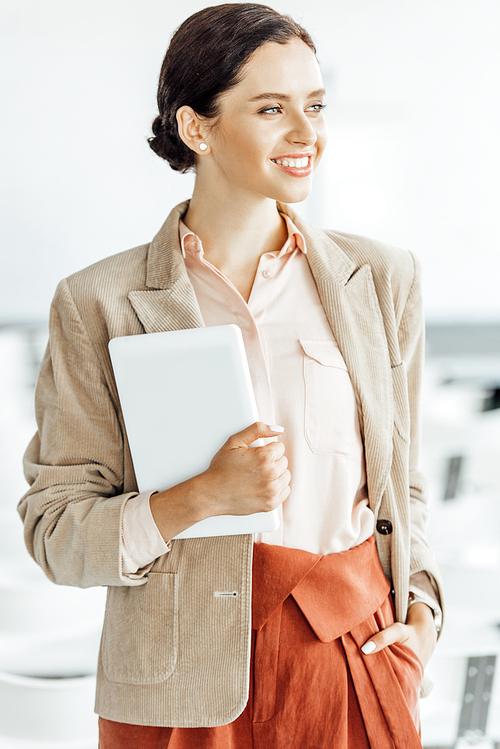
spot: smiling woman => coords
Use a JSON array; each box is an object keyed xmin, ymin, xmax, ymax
[
  {"xmin": 173, "ymin": 35, "xmax": 329, "ymax": 298},
  {"xmin": 19, "ymin": 3, "xmax": 443, "ymax": 748}
]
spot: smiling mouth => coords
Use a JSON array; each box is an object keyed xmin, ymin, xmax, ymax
[{"xmin": 271, "ymin": 156, "xmax": 310, "ymax": 169}]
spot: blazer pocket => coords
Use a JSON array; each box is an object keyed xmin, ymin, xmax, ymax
[
  {"xmin": 102, "ymin": 571, "xmax": 178, "ymax": 685},
  {"xmin": 391, "ymin": 362, "xmax": 410, "ymax": 443},
  {"xmin": 299, "ymin": 339, "xmax": 361, "ymax": 458}
]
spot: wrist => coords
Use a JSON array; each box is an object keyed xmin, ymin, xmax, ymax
[
  {"xmin": 406, "ymin": 601, "xmax": 438, "ymax": 642},
  {"xmin": 408, "ymin": 590, "xmax": 442, "ymax": 635},
  {"xmin": 150, "ymin": 473, "xmax": 211, "ymax": 541}
]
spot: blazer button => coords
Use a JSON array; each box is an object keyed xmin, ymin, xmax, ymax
[{"xmin": 376, "ymin": 519, "xmax": 393, "ymax": 535}]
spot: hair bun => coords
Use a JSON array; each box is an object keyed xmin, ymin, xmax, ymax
[{"xmin": 148, "ymin": 114, "xmax": 191, "ymax": 172}]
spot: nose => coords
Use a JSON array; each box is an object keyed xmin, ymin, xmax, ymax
[{"xmin": 287, "ymin": 110, "xmax": 317, "ymax": 147}]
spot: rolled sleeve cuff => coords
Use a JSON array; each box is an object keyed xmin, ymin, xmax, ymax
[
  {"xmin": 121, "ymin": 491, "xmax": 171, "ymax": 575},
  {"xmin": 409, "ymin": 571, "xmax": 443, "ymax": 633}
]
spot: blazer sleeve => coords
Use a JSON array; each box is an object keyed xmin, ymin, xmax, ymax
[
  {"xmin": 18, "ymin": 278, "xmax": 150, "ymax": 589},
  {"xmin": 398, "ymin": 252, "xmax": 443, "ymax": 609}
]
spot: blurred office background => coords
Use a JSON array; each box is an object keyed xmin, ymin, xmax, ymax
[{"xmin": 1, "ymin": 0, "xmax": 499, "ymax": 747}]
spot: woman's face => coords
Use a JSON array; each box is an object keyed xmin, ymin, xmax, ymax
[{"xmin": 203, "ymin": 38, "xmax": 328, "ymax": 204}]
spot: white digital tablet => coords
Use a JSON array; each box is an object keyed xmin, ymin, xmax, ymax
[{"xmin": 108, "ymin": 324, "xmax": 280, "ymax": 539}]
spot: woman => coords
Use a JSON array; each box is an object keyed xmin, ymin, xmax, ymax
[{"xmin": 20, "ymin": 4, "xmax": 443, "ymax": 747}]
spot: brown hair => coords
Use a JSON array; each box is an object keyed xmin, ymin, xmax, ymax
[{"xmin": 148, "ymin": 3, "xmax": 316, "ymax": 173}]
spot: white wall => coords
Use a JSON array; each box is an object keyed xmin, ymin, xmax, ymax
[{"xmin": 1, "ymin": 0, "xmax": 499, "ymax": 323}]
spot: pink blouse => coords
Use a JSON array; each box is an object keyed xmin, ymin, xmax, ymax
[
  {"xmin": 123, "ymin": 213, "xmax": 372, "ymax": 567},
  {"xmin": 120, "ymin": 215, "xmax": 440, "ymax": 622}
]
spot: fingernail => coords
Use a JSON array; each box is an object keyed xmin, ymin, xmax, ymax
[
  {"xmin": 269, "ymin": 425, "xmax": 284, "ymax": 433},
  {"xmin": 361, "ymin": 641, "xmax": 376, "ymax": 655}
]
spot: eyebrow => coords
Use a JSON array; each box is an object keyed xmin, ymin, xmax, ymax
[{"xmin": 249, "ymin": 88, "xmax": 326, "ymax": 102}]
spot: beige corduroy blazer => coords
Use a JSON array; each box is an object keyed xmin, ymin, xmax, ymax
[{"xmin": 19, "ymin": 200, "xmax": 443, "ymax": 727}]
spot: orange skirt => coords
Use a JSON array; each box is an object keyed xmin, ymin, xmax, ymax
[{"xmin": 99, "ymin": 536, "xmax": 423, "ymax": 748}]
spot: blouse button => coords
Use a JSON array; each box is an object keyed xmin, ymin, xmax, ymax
[
  {"xmin": 262, "ymin": 270, "xmax": 273, "ymax": 279},
  {"xmin": 376, "ymin": 519, "xmax": 393, "ymax": 535}
]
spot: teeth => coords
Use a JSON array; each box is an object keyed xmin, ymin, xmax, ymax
[{"xmin": 273, "ymin": 157, "xmax": 309, "ymax": 168}]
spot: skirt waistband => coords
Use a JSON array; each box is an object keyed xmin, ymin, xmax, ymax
[{"xmin": 252, "ymin": 534, "xmax": 391, "ymax": 640}]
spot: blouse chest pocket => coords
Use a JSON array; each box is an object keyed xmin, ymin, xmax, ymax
[{"xmin": 299, "ymin": 339, "xmax": 362, "ymax": 459}]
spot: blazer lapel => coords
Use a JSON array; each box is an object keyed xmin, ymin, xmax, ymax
[
  {"xmin": 128, "ymin": 201, "xmax": 205, "ymax": 334},
  {"xmin": 128, "ymin": 281, "xmax": 205, "ymax": 334},
  {"xmin": 284, "ymin": 205, "xmax": 394, "ymax": 513}
]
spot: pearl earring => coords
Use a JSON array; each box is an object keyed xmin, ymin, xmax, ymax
[{"xmin": 199, "ymin": 143, "xmax": 208, "ymax": 151}]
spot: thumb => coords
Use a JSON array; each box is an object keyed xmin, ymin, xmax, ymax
[
  {"xmin": 360, "ymin": 622, "xmax": 408, "ymax": 655},
  {"xmin": 226, "ymin": 421, "xmax": 284, "ymax": 448}
]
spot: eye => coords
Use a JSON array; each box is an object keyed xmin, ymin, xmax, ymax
[
  {"xmin": 307, "ymin": 103, "xmax": 327, "ymax": 113},
  {"xmin": 259, "ymin": 105, "xmax": 283, "ymax": 115}
]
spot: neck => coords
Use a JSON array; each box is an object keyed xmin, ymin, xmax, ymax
[{"xmin": 182, "ymin": 175, "xmax": 289, "ymax": 275}]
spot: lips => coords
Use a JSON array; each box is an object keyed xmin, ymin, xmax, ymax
[{"xmin": 270, "ymin": 153, "xmax": 313, "ymax": 177}]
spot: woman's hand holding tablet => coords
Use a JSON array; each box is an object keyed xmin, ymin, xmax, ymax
[{"xmin": 150, "ymin": 422, "xmax": 290, "ymax": 543}]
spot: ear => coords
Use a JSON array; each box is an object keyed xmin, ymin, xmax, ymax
[{"xmin": 176, "ymin": 106, "xmax": 211, "ymax": 155}]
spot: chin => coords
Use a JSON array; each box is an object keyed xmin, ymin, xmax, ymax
[
  {"xmin": 265, "ymin": 179, "xmax": 313, "ymax": 205},
  {"xmin": 283, "ymin": 193, "xmax": 310, "ymax": 204},
  {"xmin": 271, "ymin": 186, "xmax": 312, "ymax": 205}
]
